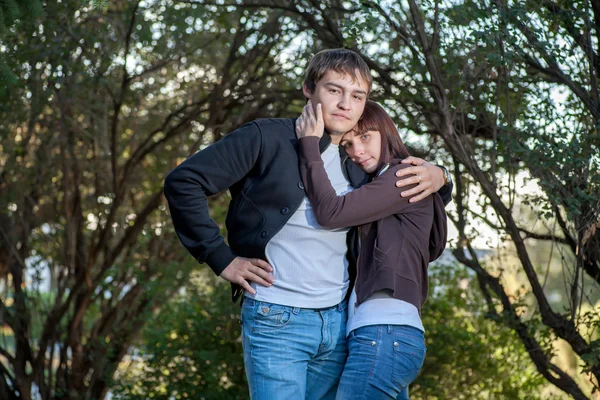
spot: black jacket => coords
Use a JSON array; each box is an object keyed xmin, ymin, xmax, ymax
[{"xmin": 164, "ymin": 118, "xmax": 452, "ymax": 302}]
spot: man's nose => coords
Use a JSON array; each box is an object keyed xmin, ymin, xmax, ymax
[{"xmin": 337, "ymin": 94, "xmax": 351, "ymax": 110}]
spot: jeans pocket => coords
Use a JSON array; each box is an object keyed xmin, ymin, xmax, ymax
[
  {"xmin": 250, "ymin": 302, "xmax": 293, "ymax": 332},
  {"xmin": 350, "ymin": 326, "xmax": 379, "ymax": 346},
  {"xmin": 391, "ymin": 332, "xmax": 426, "ymax": 388}
]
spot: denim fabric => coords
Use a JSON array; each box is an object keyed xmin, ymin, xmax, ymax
[
  {"xmin": 335, "ymin": 325, "xmax": 426, "ymax": 400},
  {"xmin": 241, "ymin": 298, "xmax": 348, "ymax": 400}
]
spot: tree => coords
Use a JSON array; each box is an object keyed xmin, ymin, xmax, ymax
[
  {"xmin": 0, "ymin": 0, "xmax": 43, "ymax": 92},
  {"xmin": 0, "ymin": 0, "xmax": 303, "ymax": 398}
]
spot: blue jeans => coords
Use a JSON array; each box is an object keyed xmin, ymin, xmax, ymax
[
  {"xmin": 241, "ymin": 298, "xmax": 348, "ymax": 400},
  {"xmin": 335, "ymin": 325, "xmax": 426, "ymax": 400}
]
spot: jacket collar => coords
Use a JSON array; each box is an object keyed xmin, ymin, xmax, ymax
[
  {"xmin": 291, "ymin": 117, "xmax": 331, "ymax": 154},
  {"xmin": 319, "ymin": 132, "xmax": 331, "ymax": 153}
]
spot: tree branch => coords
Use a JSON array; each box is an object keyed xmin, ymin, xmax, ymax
[
  {"xmin": 405, "ymin": 0, "xmax": 599, "ymax": 386},
  {"xmin": 362, "ymin": 1, "xmax": 421, "ymax": 60},
  {"xmin": 495, "ymin": 0, "xmax": 600, "ymax": 120}
]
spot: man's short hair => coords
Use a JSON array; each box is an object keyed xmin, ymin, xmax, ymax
[{"xmin": 303, "ymin": 49, "xmax": 372, "ymax": 94}]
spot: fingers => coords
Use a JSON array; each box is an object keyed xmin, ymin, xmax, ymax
[
  {"xmin": 247, "ymin": 259, "xmax": 274, "ymax": 286},
  {"xmin": 407, "ymin": 189, "xmax": 433, "ymax": 203},
  {"xmin": 236, "ymin": 278, "xmax": 256, "ymax": 294},
  {"xmin": 303, "ymin": 102, "xmax": 315, "ymax": 124},
  {"xmin": 308, "ymin": 102, "xmax": 316, "ymax": 121},
  {"xmin": 300, "ymin": 105, "xmax": 308, "ymax": 125},
  {"xmin": 300, "ymin": 104, "xmax": 309, "ymax": 122},
  {"xmin": 299, "ymin": 104, "xmax": 314, "ymax": 126},
  {"xmin": 248, "ymin": 265, "xmax": 274, "ymax": 286},
  {"xmin": 242, "ymin": 266, "xmax": 273, "ymax": 291},
  {"xmin": 396, "ymin": 165, "xmax": 425, "ymax": 177},
  {"xmin": 252, "ymin": 258, "xmax": 273, "ymax": 272},
  {"xmin": 400, "ymin": 182, "xmax": 430, "ymax": 197},
  {"xmin": 297, "ymin": 103, "xmax": 324, "ymax": 138},
  {"xmin": 395, "ymin": 174, "xmax": 421, "ymax": 188},
  {"xmin": 220, "ymin": 257, "xmax": 274, "ymax": 294},
  {"xmin": 400, "ymin": 181, "xmax": 433, "ymax": 201},
  {"xmin": 316, "ymin": 103, "xmax": 323, "ymax": 125},
  {"xmin": 401, "ymin": 156, "xmax": 426, "ymax": 166},
  {"xmin": 234, "ymin": 270, "xmax": 271, "ymax": 294}
]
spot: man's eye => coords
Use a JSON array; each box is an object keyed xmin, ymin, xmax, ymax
[
  {"xmin": 329, "ymin": 89, "xmax": 339, "ymax": 94},
  {"xmin": 354, "ymin": 95, "xmax": 363, "ymax": 101}
]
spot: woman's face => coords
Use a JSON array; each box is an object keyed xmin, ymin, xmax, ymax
[{"xmin": 340, "ymin": 129, "xmax": 382, "ymax": 174}]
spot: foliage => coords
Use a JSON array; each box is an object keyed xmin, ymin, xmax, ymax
[
  {"xmin": 0, "ymin": 0, "xmax": 43, "ymax": 90},
  {"xmin": 0, "ymin": 0, "xmax": 43, "ymax": 32},
  {"xmin": 414, "ymin": 263, "xmax": 548, "ymax": 400},
  {"xmin": 110, "ymin": 262, "xmax": 548, "ymax": 400},
  {"xmin": 0, "ymin": 0, "xmax": 303, "ymax": 398},
  {"xmin": 110, "ymin": 271, "xmax": 246, "ymax": 400}
]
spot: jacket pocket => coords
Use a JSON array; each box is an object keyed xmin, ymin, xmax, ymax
[
  {"xmin": 226, "ymin": 191, "xmax": 265, "ymax": 244},
  {"xmin": 373, "ymin": 218, "xmax": 404, "ymax": 269},
  {"xmin": 373, "ymin": 245, "xmax": 387, "ymax": 269}
]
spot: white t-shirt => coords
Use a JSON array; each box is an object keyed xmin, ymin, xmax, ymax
[{"xmin": 245, "ymin": 144, "xmax": 354, "ymax": 308}]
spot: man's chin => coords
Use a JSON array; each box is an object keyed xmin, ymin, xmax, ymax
[{"xmin": 325, "ymin": 122, "xmax": 355, "ymax": 136}]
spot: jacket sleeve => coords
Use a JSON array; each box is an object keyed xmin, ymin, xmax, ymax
[
  {"xmin": 298, "ymin": 137, "xmax": 423, "ymax": 229},
  {"xmin": 164, "ymin": 122, "xmax": 262, "ymax": 275},
  {"xmin": 437, "ymin": 178, "xmax": 453, "ymax": 206}
]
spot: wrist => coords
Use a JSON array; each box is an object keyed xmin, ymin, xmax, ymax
[{"xmin": 438, "ymin": 165, "xmax": 452, "ymax": 186}]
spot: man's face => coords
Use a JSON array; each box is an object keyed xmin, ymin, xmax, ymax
[{"xmin": 303, "ymin": 70, "xmax": 369, "ymax": 137}]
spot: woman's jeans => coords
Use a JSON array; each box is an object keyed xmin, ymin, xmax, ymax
[{"xmin": 335, "ymin": 325, "xmax": 426, "ymax": 400}]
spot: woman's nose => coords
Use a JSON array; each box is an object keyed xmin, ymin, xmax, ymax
[{"xmin": 353, "ymin": 143, "xmax": 365, "ymax": 154}]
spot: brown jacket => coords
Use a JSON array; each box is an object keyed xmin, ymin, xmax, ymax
[{"xmin": 298, "ymin": 137, "xmax": 447, "ymax": 312}]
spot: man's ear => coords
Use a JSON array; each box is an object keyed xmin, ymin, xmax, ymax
[{"xmin": 302, "ymin": 83, "xmax": 313, "ymax": 99}]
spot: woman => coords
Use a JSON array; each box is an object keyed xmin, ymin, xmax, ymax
[{"xmin": 296, "ymin": 100, "xmax": 447, "ymax": 399}]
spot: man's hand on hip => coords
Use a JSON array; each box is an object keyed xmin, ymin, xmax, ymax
[{"xmin": 220, "ymin": 257, "xmax": 274, "ymax": 294}]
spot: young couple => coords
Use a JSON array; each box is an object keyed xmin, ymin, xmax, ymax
[{"xmin": 164, "ymin": 49, "xmax": 450, "ymax": 400}]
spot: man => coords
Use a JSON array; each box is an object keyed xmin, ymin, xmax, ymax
[{"xmin": 164, "ymin": 49, "xmax": 452, "ymax": 400}]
